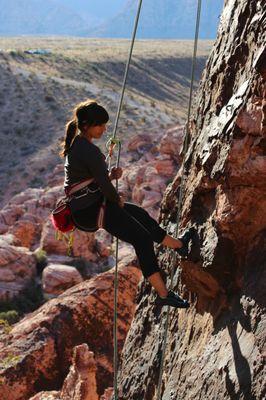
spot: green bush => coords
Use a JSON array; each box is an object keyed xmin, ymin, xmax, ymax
[
  {"xmin": 0, "ymin": 281, "xmax": 44, "ymax": 317},
  {"xmin": 34, "ymin": 248, "xmax": 48, "ymax": 273},
  {"xmin": 0, "ymin": 310, "xmax": 19, "ymax": 324}
]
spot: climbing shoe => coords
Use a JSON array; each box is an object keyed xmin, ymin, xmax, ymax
[
  {"xmin": 176, "ymin": 227, "xmax": 195, "ymax": 258},
  {"xmin": 155, "ymin": 290, "xmax": 189, "ymax": 309}
]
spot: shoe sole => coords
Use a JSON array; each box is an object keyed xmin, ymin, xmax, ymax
[{"xmin": 155, "ymin": 300, "xmax": 190, "ymax": 309}]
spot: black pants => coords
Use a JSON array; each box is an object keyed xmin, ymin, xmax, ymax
[{"xmin": 72, "ymin": 200, "xmax": 167, "ymax": 278}]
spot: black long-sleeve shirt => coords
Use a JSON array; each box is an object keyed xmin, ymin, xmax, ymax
[{"xmin": 64, "ymin": 135, "xmax": 120, "ymax": 203}]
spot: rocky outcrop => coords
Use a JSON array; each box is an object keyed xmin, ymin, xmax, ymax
[
  {"xmin": 0, "ymin": 184, "xmax": 114, "ymax": 299},
  {"xmin": 0, "ymin": 264, "xmax": 142, "ymax": 400},
  {"xmin": 115, "ymin": 1, "xmax": 266, "ymax": 399},
  {"xmin": 42, "ymin": 264, "xmax": 83, "ymax": 296},
  {"xmin": 0, "ymin": 234, "xmax": 36, "ymax": 300},
  {"xmin": 0, "ymin": 185, "xmax": 98, "ymax": 259},
  {"xmin": 120, "ymin": 129, "xmax": 180, "ymax": 219},
  {"xmin": 30, "ymin": 344, "xmax": 99, "ymax": 400},
  {"xmin": 59, "ymin": 344, "xmax": 98, "ymax": 400}
]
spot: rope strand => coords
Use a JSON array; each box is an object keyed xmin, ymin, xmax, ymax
[
  {"xmin": 110, "ymin": 2, "xmax": 143, "ymax": 399},
  {"xmin": 156, "ymin": 1, "xmax": 202, "ymax": 399}
]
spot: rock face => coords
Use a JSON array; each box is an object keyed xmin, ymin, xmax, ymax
[
  {"xmin": 115, "ymin": 2, "xmax": 266, "ymax": 400},
  {"xmin": 0, "ymin": 264, "xmax": 142, "ymax": 400}
]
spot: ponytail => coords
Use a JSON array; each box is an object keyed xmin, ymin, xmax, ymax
[{"xmin": 60, "ymin": 119, "xmax": 77, "ymax": 157}]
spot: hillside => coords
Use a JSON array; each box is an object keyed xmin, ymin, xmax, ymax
[{"xmin": 0, "ymin": 37, "xmax": 211, "ymax": 207}]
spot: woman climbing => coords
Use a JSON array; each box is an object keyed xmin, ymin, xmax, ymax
[{"xmin": 61, "ymin": 100, "xmax": 194, "ymax": 308}]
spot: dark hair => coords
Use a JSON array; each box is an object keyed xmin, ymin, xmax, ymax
[{"xmin": 60, "ymin": 100, "xmax": 109, "ymax": 157}]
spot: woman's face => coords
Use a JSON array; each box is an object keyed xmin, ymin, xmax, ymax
[{"xmin": 86, "ymin": 123, "xmax": 107, "ymax": 140}]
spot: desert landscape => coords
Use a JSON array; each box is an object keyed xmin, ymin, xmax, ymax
[
  {"xmin": 0, "ymin": 0, "xmax": 265, "ymax": 398},
  {"xmin": 0, "ymin": 36, "xmax": 211, "ymax": 399},
  {"xmin": 0, "ymin": 37, "xmax": 211, "ymax": 206}
]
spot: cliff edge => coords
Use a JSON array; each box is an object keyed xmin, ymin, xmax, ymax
[{"xmin": 117, "ymin": 1, "xmax": 266, "ymax": 399}]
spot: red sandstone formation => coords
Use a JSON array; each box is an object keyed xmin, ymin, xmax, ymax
[
  {"xmin": 0, "ymin": 264, "xmax": 142, "ymax": 399},
  {"xmin": 42, "ymin": 264, "xmax": 83, "ymax": 296},
  {"xmin": 59, "ymin": 344, "xmax": 98, "ymax": 400},
  {"xmin": 121, "ymin": 130, "xmax": 179, "ymax": 219},
  {"xmin": 0, "ymin": 233, "xmax": 36, "ymax": 300},
  {"xmin": 29, "ymin": 345, "xmax": 113, "ymax": 400},
  {"xmin": 115, "ymin": 1, "xmax": 266, "ymax": 399},
  {"xmin": 0, "ymin": 185, "xmax": 110, "ymax": 299}
]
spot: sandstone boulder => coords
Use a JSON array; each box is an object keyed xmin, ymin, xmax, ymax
[
  {"xmin": 40, "ymin": 220, "xmax": 97, "ymax": 261},
  {"xmin": 159, "ymin": 126, "xmax": 183, "ymax": 163},
  {"xmin": 94, "ymin": 229, "xmax": 113, "ymax": 258},
  {"xmin": 153, "ymin": 155, "xmax": 176, "ymax": 177},
  {"xmin": 0, "ymin": 235, "xmax": 36, "ymax": 300},
  {"xmin": 127, "ymin": 133, "xmax": 153, "ymax": 155},
  {"xmin": 8, "ymin": 216, "xmax": 40, "ymax": 248},
  {"xmin": 42, "ymin": 264, "xmax": 83, "ymax": 295}
]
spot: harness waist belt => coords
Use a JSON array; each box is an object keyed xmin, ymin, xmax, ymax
[{"xmin": 66, "ymin": 178, "xmax": 95, "ymax": 197}]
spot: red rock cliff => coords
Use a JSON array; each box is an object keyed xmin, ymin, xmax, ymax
[{"xmin": 116, "ymin": 1, "xmax": 266, "ymax": 399}]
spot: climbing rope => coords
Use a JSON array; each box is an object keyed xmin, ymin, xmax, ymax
[
  {"xmin": 156, "ymin": 1, "xmax": 202, "ymax": 399},
  {"xmin": 106, "ymin": 1, "xmax": 143, "ymax": 399}
]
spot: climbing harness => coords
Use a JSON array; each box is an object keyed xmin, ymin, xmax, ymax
[
  {"xmin": 106, "ymin": 1, "xmax": 143, "ymax": 399},
  {"xmin": 156, "ymin": 1, "xmax": 202, "ymax": 399},
  {"xmin": 51, "ymin": 177, "xmax": 105, "ymax": 255}
]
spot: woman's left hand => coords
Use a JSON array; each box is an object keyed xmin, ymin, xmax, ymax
[{"xmin": 109, "ymin": 167, "xmax": 123, "ymax": 180}]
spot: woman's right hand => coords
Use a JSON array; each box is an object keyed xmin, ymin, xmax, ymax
[{"xmin": 109, "ymin": 167, "xmax": 123, "ymax": 181}]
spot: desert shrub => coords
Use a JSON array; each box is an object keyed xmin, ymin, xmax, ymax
[
  {"xmin": 0, "ymin": 352, "xmax": 22, "ymax": 368},
  {"xmin": 34, "ymin": 248, "xmax": 48, "ymax": 273},
  {"xmin": 0, "ymin": 310, "xmax": 19, "ymax": 324},
  {"xmin": 44, "ymin": 95, "xmax": 55, "ymax": 102},
  {"xmin": 71, "ymin": 257, "xmax": 90, "ymax": 279},
  {"xmin": 0, "ymin": 319, "xmax": 12, "ymax": 335},
  {"xmin": 0, "ymin": 280, "xmax": 44, "ymax": 317},
  {"xmin": 30, "ymin": 177, "xmax": 43, "ymax": 187}
]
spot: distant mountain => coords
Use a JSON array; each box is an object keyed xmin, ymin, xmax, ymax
[
  {"xmin": 0, "ymin": 0, "xmax": 224, "ymax": 38},
  {"xmin": 61, "ymin": 0, "xmax": 128, "ymax": 20},
  {"xmin": 0, "ymin": 0, "xmax": 91, "ymax": 35},
  {"xmin": 0, "ymin": 0, "xmax": 128, "ymax": 36},
  {"xmin": 90, "ymin": 0, "xmax": 225, "ymax": 39}
]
